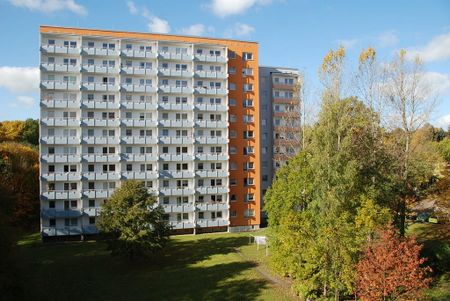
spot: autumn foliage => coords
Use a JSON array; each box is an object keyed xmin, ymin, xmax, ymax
[{"xmin": 357, "ymin": 225, "xmax": 432, "ymax": 301}]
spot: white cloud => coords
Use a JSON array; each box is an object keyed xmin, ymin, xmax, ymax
[
  {"xmin": 337, "ymin": 38, "xmax": 358, "ymax": 49},
  {"xmin": 206, "ymin": 0, "xmax": 272, "ymax": 18},
  {"xmin": 224, "ymin": 23, "xmax": 255, "ymax": 38},
  {"xmin": 9, "ymin": 96, "xmax": 35, "ymax": 108},
  {"xmin": 0, "ymin": 67, "xmax": 39, "ymax": 94},
  {"xmin": 9, "ymin": 0, "xmax": 87, "ymax": 15},
  {"xmin": 180, "ymin": 24, "xmax": 206, "ymax": 36},
  {"xmin": 421, "ymin": 71, "xmax": 450, "ymax": 96},
  {"xmin": 126, "ymin": 1, "xmax": 170, "ymax": 33},
  {"xmin": 147, "ymin": 17, "xmax": 170, "ymax": 34},
  {"xmin": 406, "ymin": 33, "xmax": 450, "ymax": 62},
  {"xmin": 434, "ymin": 114, "xmax": 450, "ymax": 129},
  {"xmin": 126, "ymin": 0, "xmax": 138, "ymax": 15},
  {"xmin": 377, "ymin": 31, "xmax": 399, "ymax": 47}
]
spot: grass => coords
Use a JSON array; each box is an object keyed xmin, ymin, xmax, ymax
[
  {"xmin": 13, "ymin": 230, "xmax": 297, "ymax": 301},
  {"xmin": 407, "ymin": 222, "xmax": 450, "ymax": 301}
]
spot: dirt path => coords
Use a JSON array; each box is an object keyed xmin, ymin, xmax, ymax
[{"xmin": 234, "ymin": 248, "xmax": 300, "ymax": 299}]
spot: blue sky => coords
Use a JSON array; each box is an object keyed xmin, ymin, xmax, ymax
[{"xmin": 0, "ymin": 0, "xmax": 449, "ymax": 128}]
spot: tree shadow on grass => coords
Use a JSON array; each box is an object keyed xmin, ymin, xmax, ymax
[{"xmin": 17, "ymin": 235, "xmax": 272, "ymax": 301}]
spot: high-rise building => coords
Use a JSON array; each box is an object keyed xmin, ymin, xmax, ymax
[
  {"xmin": 39, "ymin": 26, "xmax": 260, "ymax": 238},
  {"xmin": 259, "ymin": 67, "xmax": 301, "ymax": 215}
]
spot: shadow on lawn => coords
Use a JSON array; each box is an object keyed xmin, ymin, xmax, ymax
[{"xmin": 15, "ymin": 234, "xmax": 270, "ymax": 301}]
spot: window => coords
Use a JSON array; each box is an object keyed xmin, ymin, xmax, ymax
[
  {"xmin": 244, "ymin": 84, "xmax": 254, "ymax": 92},
  {"xmin": 243, "ymin": 52, "xmax": 253, "ymax": 60},
  {"xmin": 229, "ymin": 130, "xmax": 237, "ymax": 138},
  {"xmin": 262, "ymin": 175, "xmax": 268, "ymax": 181},
  {"xmin": 229, "ymin": 146, "xmax": 237, "ymax": 154},
  {"xmin": 89, "ymin": 217, "xmax": 96, "ymax": 225},
  {"xmin": 229, "ymin": 114, "xmax": 236, "ymax": 123},
  {"xmin": 244, "ymin": 131, "xmax": 254, "ymax": 139},
  {"xmin": 48, "ymin": 39, "xmax": 55, "ymax": 45},
  {"xmin": 244, "ymin": 178, "xmax": 254, "ymax": 186},
  {"xmin": 230, "ymin": 210, "xmax": 237, "ymax": 218},
  {"xmin": 229, "ymin": 98, "xmax": 236, "ymax": 106},
  {"xmin": 49, "ymin": 219, "xmax": 56, "ymax": 227},
  {"xmin": 228, "ymin": 50, "xmax": 236, "ymax": 59},
  {"xmin": 229, "ymin": 83, "xmax": 236, "ymax": 90},
  {"xmin": 243, "ymin": 99, "xmax": 253, "ymax": 107},
  {"xmin": 229, "ymin": 67, "xmax": 236, "ymax": 74},
  {"xmin": 49, "ymin": 200, "xmax": 55, "ymax": 208},
  {"xmin": 244, "ymin": 209, "xmax": 255, "ymax": 218},
  {"xmin": 198, "ymin": 212, "xmax": 204, "ymax": 219},
  {"xmin": 230, "ymin": 178, "xmax": 237, "ymax": 186}
]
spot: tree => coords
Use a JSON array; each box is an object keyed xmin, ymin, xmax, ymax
[
  {"xmin": 98, "ymin": 180, "xmax": 171, "ymax": 259},
  {"xmin": 357, "ymin": 225, "xmax": 432, "ymax": 301},
  {"xmin": 20, "ymin": 119, "xmax": 39, "ymax": 146},
  {"xmin": 0, "ymin": 121, "xmax": 25, "ymax": 143}
]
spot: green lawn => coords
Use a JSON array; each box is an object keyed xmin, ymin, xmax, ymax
[
  {"xmin": 14, "ymin": 231, "xmax": 297, "ymax": 301},
  {"xmin": 407, "ymin": 222, "xmax": 450, "ymax": 301}
]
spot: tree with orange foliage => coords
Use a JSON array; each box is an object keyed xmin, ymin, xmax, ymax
[{"xmin": 357, "ymin": 225, "xmax": 432, "ymax": 301}]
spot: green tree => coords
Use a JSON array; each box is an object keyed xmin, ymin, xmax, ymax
[
  {"xmin": 98, "ymin": 180, "xmax": 171, "ymax": 259},
  {"xmin": 20, "ymin": 119, "xmax": 39, "ymax": 146}
]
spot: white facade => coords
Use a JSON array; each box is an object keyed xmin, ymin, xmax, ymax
[{"xmin": 40, "ymin": 33, "xmax": 230, "ymax": 237}]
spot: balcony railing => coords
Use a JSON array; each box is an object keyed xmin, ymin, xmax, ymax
[
  {"xmin": 41, "ymin": 172, "xmax": 82, "ymax": 182},
  {"xmin": 81, "ymin": 65, "xmax": 119, "ymax": 74},
  {"xmin": 121, "ymin": 171, "xmax": 159, "ymax": 180},
  {"xmin": 194, "ymin": 87, "xmax": 227, "ymax": 95},
  {"xmin": 81, "ymin": 136, "xmax": 120, "ymax": 144},
  {"xmin": 81, "ymin": 82, "xmax": 119, "ymax": 92},
  {"xmin": 196, "ymin": 203, "xmax": 228, "ymax": 211},
  {"xmin": 121, "ymin": 119, "xmax": 158, "ymax": 127},
  {"xmin": 159, "ymin": 153, "xmax": 194, "ymax": 161},
  {"xmin": 81, "ymin": 118, "xmax": 121, "ymax": 127},
  {"xmin": 82, "ymin": 189, "xmax": 115, "ymax": 199},
  {"xmin": 81, "ymin": 100, "xmax": 120, "ymax": 109},
  {"xmin": 121, "ymin": 153, "xmax": 158, "ymax": 162},
  {"xmin": 195, "ymin": 120, "xmax": 227, "ymax": 128},
  {"xmin": 195, "ymin": 136, "xmax": 228, "ymax": 144},
  {"xmin": 42, "ymin": 190, "xmax": 82, "ymax": 200},
  {"xmin": 196, "ymin": 219, "xmax": 229, "ymax": 228},
  {"xmin": 82, "ymin": 172, "xmax": 121, "ymax": 181},
  {"xmin": 41, "ymin": 80, "xmax": 80, "ymax": 90},
  {"xmin": 82, "ymin": 154, "xmax": 121, "ymax": 163},
  {"xmin": 120, "ymin": 136, "xmax": 158, "ymax": 145},
  {"xmin": 158, "ymin": 52, "xmax": 193, "ymax": 61},
  {"xmin": 159, "ymin": 136, "xmax": 195, "ymax": 144},
  {"xmin": 41, "ymin": 226, "xmax": 85, "ymax": 237},
  {"xmin": 121, "ymin": 101, "xmax": 158, "ymax": 110},
  {"xmin": 194, "ymin": 103, "xmax": 227, "ymax": 111},
  {"xmin": 41, "ymin": 154, "xmax": 82, "ymax": 163},
  {"xmin": 194, "ymin": 70, "xmax": 227, "ymax": 79},
  {"xmin": 121, "ymin": 66, "xmax": 158, "ymax": 76},
  {"xmin": 158, "ymin": 69, "xmax": 193, "ymax": 77},
  {"xmin": 159, "ymin": 187, "xmax": 195, "ymax": 196},
  {"xmin": 121, "ymin": 84, "xmax": 157, "ymax": 93},
  {"xmin": 41, "ymin": 208, "xmax": 83, "ymax": 219},
  {"xmin": 82, "ymin": 47, "xmax": 120, "ymax": 56},
  {"xmin": 159, "ymin": 170, "xmax": 195, "ymax": 179},
  {"xmin": 195, "ymin": 153, "xmax": 228, "ymax": 161},
  {"xmin": 41, "ymin": 45, "xmax": 81, "ymax": 55},
  {"xmin": 41, "ymin": 118, "xmax": 80, "ymax": 127},
  {"xmin": 170, "ymin": 221, "xmax": 195, "ymax": 229},
  {"xmin": 159, "ymin": 119, "xmax": 194, "ymax": 127},
  {"xmin": 41, "ymin": 99, "xmax": 81, "ymax": 108},
  {"xmin": 121, "ymin": 49, "xmax": 157, "ymax": 58},
  {"xmin": 196, "ymin": 186, "xmax": 229, "ymax": 194},
  {"xmin": 158, "ymin": 85, "xmax": 193, "ymax": 94},
  {"xmin": 195, "ymin": 170, "xmax": 228, "ymax": 178},
  {"xmin": 41, "ymin": 63, "xmax": 80, "ymax": 73},
  {"xmin": 158, "ymin": 102, "xmax": 193, "ymax": 111},
  {"xmin": 194, "ymin": 54, "xmax": 227, "ymax": 63},
  {"xmin": 41, "ymin": 136, "xmax": 81, "ymax": 145},
  {"xmin": 163, "ymin": 204, "xmax": 194, "ymax": 213}
]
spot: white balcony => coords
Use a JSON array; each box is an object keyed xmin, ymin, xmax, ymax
[
  {"xmin": 82, "ymin": 136, "xmax": 120, "ymax": 144},
  {"xmin": 82, "ymin": 154, "xmax": 121, "ymax": 163},
  {"xmin": 81, "ymin": 65, "xmax": 119, "ymax": 74},
  {"xmin": 120, "ymin": 136, "xmax": 158, "ymax": 145},
  {"xmin": 41, "ymin": 63, "xmax": 80, "ymax": 73},
  {"xmin": 41, "ymin": 118, "xmax": 80, "ymax": 127},
  {"xmin": 194, "ymin": 54, "xmax": 227, "ymax": 63},
  {"xmin": 196, "ymin": 219, "xmax": 228, "ymax": 228},
  {"xmin": 82, "ymin": 189, "xmax": 115, "ymax": 199},
  {"xmin": 170, "ymin": 221, "xmax": 195, "ymax": 229},
  {"xmin": 159, "ymin": 154, "xmax": 194, "ymax": 161},
  {"xmin": 159, "ymin": 52, "xmax": 193, "ymax": 61},
  {"xmin": 195, "ymin": 120, "xmax": 227, "ymax": 128},
  {"xmin": 81, "ymin": 100, "xmax": 120, "ymax": 109},
  {"xmin": 194, "ymin": 103, "xmax": 227, "ymax": 112},
  {"xmin": 42, "ymin": 190, "xmax": 82, "ymax": 200},
  {"xmin": 163, "ymin": 204, "xmax": 194, "ymax": 213},
  {"xmin": 195, "ymin": 170, "xmax": 228, "ymax": 178},
  {"xmin": 41, "ymin": 136, "xmax": 81, "ymax": 145},
  {"xmin": 194, "ymin": 87, "xmax": 227, "ymax": 96},
  {"xmin": 194, "ymin": 70, "xmax": 227, "ymax": 79},
  {"xmin": 121, "ymin": 153, "xmax": 158, "ymax": 162},
  {"xmin": 41, "ymin": 99, "xmax": 80, "ymax": 109},
  {"xmin": 82, "ymin": 172, "xmax": 121, "ymax": 181},
  {"xmin": 159, "ymin": 119, "xmax": 194, "ymax": 127},
  {"xmin": 121, "ymin": 119, "xmax": 158, "ymax": 127},
  {"xmin": 41, "ymin": 45, "xmax": 80, "ymax": 55},
  {"xmin": 82, "ymin": 82, "xmax": 119, "ymax": 92},
  {"xmin": 121, "ymin": 171, "xmax": 159, "ymax": 180},
  {"xmin": 121, "ymin": 67, "xmax": 158, "ymax": 76},
  {"xmin": 195, "ymin": 153, "xmax": 229, "ymax": 161},
  {"xmin": 196, "ymin": 203, "xmax": 228, "ymax": 211},
  {"xmin": 121, "ymin": 101, "xmax": 158, "ymax": 110},
  {"xmin": 41, "ymin": 154, "xmax": 82, "ymax": 163},
  {"xmin": 159, "ymin": 136, "xmax": 195, "ymax": 144},
  {"xmin": 196, "ymin": 186, "xmax": 229, "ymax": 194},
  {"xmin": 83, "ymin": 207, "xmax": 101, "ymax": 217},
  {"xmin": 41, "ymin": 172, "xmax": 82, "ymax": 182},
  {"xmin": 159, "ymin": 170, "xmax": 195, "ymax": 179},
  {"xmin": 82, "ymin": 47, "xmax": 120, "ymax": 57},
  {"xmin": 121, "ymin": 84, "xmax": 157, "ymax": 93},
  {"xmin": 81, "ymin": 118, "xmax": 121, "ymax": 127},
  {"xmin": 158, "ymin": 86, "xmax": 193, "ymax": 94},
  {"xmin": 158, "ymin": 69, "xmax": 193, "ymax": 78},
  {"xmin": 158, "ymin": 102, "xmax": 193, "ymax": 111},
  {"xmin": 41, "ymin": 81, "xmax": 80, "ymax": 91},
  {"xmin": 159, "ymin": 188, "xmax": 195, "ymax": 196},
  {"xmin": 41, "ymin": 208, "xmax": 83, "ymax": 219},
  {"xmin": 42, "ymin": 227, "xmax": 83, "ymax": 237},
  {"xmin": 121, "ymin": 49, "xmax": 158, "ymax": 59},
  {"xmin": 195, "ymin": 137, "xmax": 228, "ymax": 144}
]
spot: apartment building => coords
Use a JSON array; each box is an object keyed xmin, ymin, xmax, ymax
[
  {"xmin": 39, "ymin": 26, "xmax": 260, "ymax": 238},
  {"xmin": 259, "ymin": 67, "xmax": 301, "ymax": 215}
]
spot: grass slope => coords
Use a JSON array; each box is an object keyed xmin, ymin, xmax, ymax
[{"xmin": 15, "ymin": 232, "xmax": 296, "ymax": 301}]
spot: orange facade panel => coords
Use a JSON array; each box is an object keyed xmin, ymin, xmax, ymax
[{"xmin": 40, "ymin": 26, "xmax": 261, "ymax": 229}]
